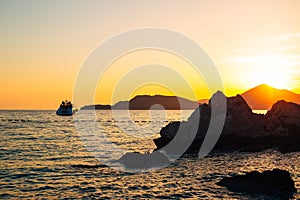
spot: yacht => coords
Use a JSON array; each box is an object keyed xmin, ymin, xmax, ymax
[{"xmin": 56, "ymin": 100, "xmax": 74, "ymax": 116}]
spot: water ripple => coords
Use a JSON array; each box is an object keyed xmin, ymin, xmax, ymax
[{"xmin": 0, "ymin": 110, "xmax": 299, "ymax": 199}]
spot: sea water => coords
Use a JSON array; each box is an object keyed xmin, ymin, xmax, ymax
[
  {"xmin": 252, "ymin": 110, "xmax": 268, "ymax": 115},
  {"xmin": 0, "ymin": 110, "xmax": 299, "ymax": 199}
]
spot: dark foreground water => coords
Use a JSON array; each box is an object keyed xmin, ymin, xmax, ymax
[{"xmin": 0, "ymin": 110, "xmax": 299, "ymax": 199}]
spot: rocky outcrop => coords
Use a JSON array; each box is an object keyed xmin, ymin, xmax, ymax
[
  {"xmin": 153, "ymin": 91, "xmax": 300, "ymax": 155},
  {"xmin": 216, "ymin": 169, "xmax": 296, "ymax": 195}
]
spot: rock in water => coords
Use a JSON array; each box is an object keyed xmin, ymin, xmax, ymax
[
  {"xmin": 118, "ymin": 151, "xmax": 170, "ymax": 170},
  {"xmin": 216, "ymin": 169, "xmax": 297, "ymax": 194}
]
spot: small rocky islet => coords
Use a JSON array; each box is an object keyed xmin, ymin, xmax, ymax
[{"xmin": 216, "ymin": 169, "xmax": 296, "ymax": 195}]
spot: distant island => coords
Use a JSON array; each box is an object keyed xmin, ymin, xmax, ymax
[
  {"xmin": 81, "ymin": 95, "xmax": 199, "ymax": 110},
  {"xmin": 81, "ymin": 104, "xmax": 112, "ymax": 110},
  {"xmin": 241, "ymin": 84, "xmax": 300, "ymax": 110},
  {"xmin": 81, "ymin": 84, "xmax": 300, "ymax": 111}
]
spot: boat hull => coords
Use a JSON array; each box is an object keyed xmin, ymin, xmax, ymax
[{"xmin": 56, "ymin": 107, "xmax": 73, "ymax": 116}]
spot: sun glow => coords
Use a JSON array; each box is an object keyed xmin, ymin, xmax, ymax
[{"xmin": 250, "ymin": 54, "xmax": 291, "ymax": 89}]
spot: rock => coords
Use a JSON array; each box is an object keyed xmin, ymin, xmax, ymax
[
  {"xmin": 153, "ymin": 91, "xmax": 300, "ymax": 155},
  {"xmin": 118, "ymin": 151, "xmax": 170, "ymax": 170},
  {"xmin": 216, "ymin": 169, "xmax": 297, "ymax": 195}
]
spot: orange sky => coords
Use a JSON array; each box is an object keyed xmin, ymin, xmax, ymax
[{"xmin": 0, "ymin": 1, "xmax": 299, "ymax": 109}]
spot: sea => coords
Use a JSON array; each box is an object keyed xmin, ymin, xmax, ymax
[{"xmin": 0, "ymin": 110, "xmax": 299, "ymax": 199}]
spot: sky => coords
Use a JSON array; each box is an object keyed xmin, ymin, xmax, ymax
[{"xmin": 0, "ymin": 0, "xmax": 299, "ymax": 109}]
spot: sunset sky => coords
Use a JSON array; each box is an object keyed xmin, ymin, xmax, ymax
[{"xmin": 1, "ymin": 0, "xmax": 299, "ymax": 109}]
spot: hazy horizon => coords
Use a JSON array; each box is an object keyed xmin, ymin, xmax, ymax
[{"xmin": 1, "ymin": 83, "xmax": 298, "ymax": 110}]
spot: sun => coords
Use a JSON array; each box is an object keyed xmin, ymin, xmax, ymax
[{"xmin": 251, "ymin": 54, "xmax": 291, "ymax": 89}]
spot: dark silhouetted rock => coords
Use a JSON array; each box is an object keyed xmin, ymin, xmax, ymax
[
  {"xmin": 153, "ymin": 91, "xmax": 300, "ymax": 155},
  {"xmin": 216, "ymin": 169, "xmax": 296, "ymax": 195},
  {"xmin": 118, "ymin": 151, "xmax": 170, "ymax": 169}
]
